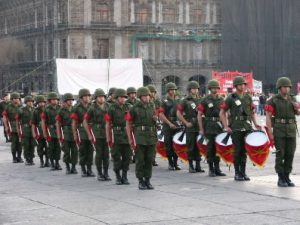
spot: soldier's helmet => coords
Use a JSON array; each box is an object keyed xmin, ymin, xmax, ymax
[
  {"xmin": 11, "ymin": 92, "xmax": 20, "ymax": 100},
  {"xmin": 166, "ymin": 82, "xmax": 177, "ymax": 92},
  {"xmin": 187, "ymin": 81, "xmax": 200, "ymax": 90},
  {"xmin": 147, "ymin": 84, "xmax": 157, "ymax": 93},
  {"xmin": 47, "ymin": 92, "xmax": 59, "ymax": 100},
  {"xmin": 24, "ymin": 96, "xmax": 34, "ymax": 103},
  {"xmin": 63, "ymin": 93, "xmax": 74, "ymax": 102},
  {"xmin": 114, "ymin": 89, "xmax": 127, "ymax": 98},
  {"xmin": 137, "ymin": 87, "xmax": 150, "ymax": 98},
  {"xmin": 78, "ymin": 89, "xmax": 91, "ymax": 98},
  {"xmin": 207, "ymin": 80, "xmax": 220, "ymax": 89},
  {"xmin": 94, "ymin": 88, "xmax": 106, "ymax": 98},
  {"xmin": 108, "ymin": 87, "xmax": 117, "ymax": 96},
  {"xmin": 35, "ymin": 95, "xmax": 46, "ymax": 103},
  {"xmin": 276, "ymin": 77, "xmax": 292, "ymax": 89},
  {"xmin": 126, "ymin": 87, "xmax": 137, "ymax": 94},
  {"xmin": 233, "ymin": 76, "xmax": 247, "ymax": 87}
]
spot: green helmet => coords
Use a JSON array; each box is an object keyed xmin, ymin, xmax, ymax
[
  {"xmin": 276, "ymin": 77, "xmax": 292, "ymax": 89},
  {"xmin": 24, "ymin": 96, "xmax": 34, "ymax": 103},
  {"xmin": 137, "ymin": 87, "xmax": 150, "ymax": 98},
  {"xmin": 63, "ymin": 93, "xmax": 74, "ymax": 102},
  {"xmin": 108, "ymin": 87, "xmax": 117, "ymax": 96},
  {"xmin": 147, "ymin": 84, "xmax": 157, "ymax": 93},
  {"xmin": 166, "ymin": 82, "xmax": 177, "ymax": 92},
  {"xmin": 233, "ymin": 76, "xmax": 247, "ymax": 87},
  {"xmin": 207, "ymin": 80, "xmax": 220, "ymax": 89},
  {"xmin": 127, "ymin": 87, "xmax": 137, "ymax": 94},
  {"xmin": 47, "ymin": 92, "xmax": 59, "ymax": 100},
  {"xmin": 114, "ymin": 89, "xmax": 127, "ymax": 98},
  {"xmin": 11, "ymin": 92, "xmax": 20, "ymax": 100},
  {"xmin": 94, "ymin": 88, "xmax": 106, "ymax": 98},
  {"xmin": 78, "ymin": 89, "xmax": 91, "ymax": 98},
  {"xmin": 187, "ymin": 81, "xmax": 200, "ymax": 90},
  {"xmin": 35, "ymin": 95, "xmax": 46, "ymax": 103}
]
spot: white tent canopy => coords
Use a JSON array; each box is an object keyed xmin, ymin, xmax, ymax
[{"xmin": 56, "ymin": 58, "xmax": 143, "ymax": 95}]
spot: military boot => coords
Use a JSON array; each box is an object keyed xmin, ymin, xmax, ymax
[
  {"xmin": 115, "ymin": 170, "xmax": 122, "ymax": 185},
  {"xmin": 121, "ymin": 170, "xmax": 130, "ymax": 185},
  {"xmin": 81, "ymin": 165, "xmax": 88, "ymax": 177},
  {"xmin": 152, "ymin": 160, "xmax": 158, "ymax": 166},
  {"xmin": 50, "ymin": 159, "xmax": 55, "ymax": 171},
  {"xmin": 25, "ymin": 159, "xmax": 31, "ymax": 166},
  {"xmin": 65, "ymin": 163, "xmax": 71, "ymax": 174},
  {"xmin": 173, "ymin": 156, "xmax": 181, "ymax": 170},
  {"xmin": 240, "ymin": 164, "xmax": 250, "ymax": 181},
  {"xmin": 138, "ymin": 178, "xmax": 147, "ymax": 190},
  {"xmin": 208, "ymin": 163, "xmax": 216, "ymax": 177},
  {"xmin": 278, "ymin": 173, "xmax": 288, "ymax": 187},
  {"xmin": 168, "ymin": 156, "xmax": 175, "ymax": 170},
  {"xmin": 70, "ymin": 164, "xmax": 78, "ymax": 174},
  {"xmin": 30, "ymin": 158, "xmax": 35, "ymax": 165},
  {"xmin": 195, "ymin": 160, "xmax": 205, "ymax": 173},
  {"xmin": 86, "ymin": 165, "xmax": 95, "ymax": 177},
  {"xmin": 39, "ymin": 156, "xmax": 44, "ymax": 168},
  {"xmin": 285, "ymin": 173, "xmax": 295, "ymax": 187},
  {"xmin": 215, "ymin": 162, "xmax": 226, "ymax": 176},
  {"xmin": 234, "ymin": 164, "xmax": 244, "ymax": 181},
  {"xmin": 145, "ymin": 178, "xmax": 154, "ymax": 190},
  {"xmin": 188, "ymin": 160, "xmax": 196, "ymax": 173},
  {"xmin": 55, "ymin": 160, "xmax": 62, "ymax": 170},
  {"xmin": 97, "ymin": 167, "xmax": 105, "ymax": 181},
  {"xmin": 44, "ymin": 157, "xmax": 50, "ymax": 167},
  {"xmin": 17, "ymin": 151, "xmax": 24, "ymax": 163},
  {"xmin": 103, "ymin": 166, "xmax": 111, "ymax": 181},
  {"xmin": 12, "ymin": 153, "xmax": 18, "ymax": 163}
]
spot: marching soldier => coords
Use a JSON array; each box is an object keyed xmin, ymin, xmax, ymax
[
  {"xmin": 56, "ymin": 93, "xmax": 78, "ymax": 174},
  {"xmin": 105, "ymin": 89, "xmax": 131, "ymax": 185},
  {"xmin": 83, "ymin": 89, "xmax": 111, "ymax": 181},
  {"xmin": 16, "ymin": 96, "xmax": 35, "ymax": 165},
  {"xmin": 31, "ymin": 95, "xmax": 49, "ymax": 168},
  {"xmin": 41, "ymin": 92, "xmax": 62, "ymax": 170},
  {"xmin": 220, "ymin": 76, "xmax": 261, "ymax": 181},
  {"xmin": 177, "ymin": 81, "xmax": 204, "ymax": 173},
  {"xmin": 158, "ymin": 82, "xmax": 181, "ymax": 170},
  {"xmin": 126, "ymin": 87, "xmax": 138, "ymax": 106},
  {"xmin": 0, "ymin": 93, "xmax": 11, "ymax": 143},
  {"xmin": 3, "ymin": 92, "xmax": 23, "ymax": 163},
  {"xmin": 71, "ymin": 89, "xmax": 95, "ymax": 177},
  {"xmin": 107, "ymin": 87, "xmax": 117, "ymax": 104},
  {"xmin": 198, "ymin": 80, "xmax": 226, "ymax": 177},
  {"xmin": 126, "ymin": 87, "xmax": 158, "ymax": 190},
  {"xmin": 265, "ymin": 77, "xmax": 300, "ymax": 187}
]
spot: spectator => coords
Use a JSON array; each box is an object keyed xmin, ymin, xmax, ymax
[
  {"xmin": 252, "ymin": 93, "xmax": 260, "ymax": 114},
  {"xmin": 259, "ymin": 93, "xmax": 267, "ymax": 115}
]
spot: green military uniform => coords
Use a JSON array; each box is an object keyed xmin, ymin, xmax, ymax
[
  {"xmin": 106, "ymin": 89, "xmax": 131, "ymax": 185},
  {"xmin": 107, "ymin": 87, "xmax": 117, "ymax": 104},
  {"xmin": 71, "ymin": 89, "xmax": 94, "ymax": 177},
  {"xmin": 86, "ymin": 88, "xmax": 111, "ymax": 181},
  {"xmin": 16, "ymin": 96, "xmax": 35, "ymax": 165},
  {"xmin": 266, "ymin": 77, "xmax": 298, "ymax": 187},
  {"xmin": 127, "ymin": 87, "xmax": 157, "ymax": 190},
  {"xmin": 3, "ymin": 93, "xmax": 22, "ymax": 163},
  {"xmin": 42, "ymin": 92, "xmax": 61, "ymax": 170},
  {"xmin": 31, "ymin": 95, "xmax": 49, "ymax": 167},
  {"xmin": 0, "ymin": 97, "xmax": 10, "ymax": 142},
  {"xmin": 56, "ymin": 93, "xmax": 78, "ymax": 174}
]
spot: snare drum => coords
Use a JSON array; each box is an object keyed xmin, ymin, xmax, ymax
[
  {"xmin": 197, "ymin": 134, "xmax": 208, "ymax": 158},
  {"xmin": 156, "ymin": 130, "xmax": 167, "ymax": 159},
  {"xmin": 215, "ymin": 132, "xmax": 234, "ymax": 165},
  {"xmin": 172, "ymin": 131, "xmax": 188, "ymax": 161}
]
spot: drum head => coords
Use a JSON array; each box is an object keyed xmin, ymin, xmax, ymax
[
  {"xmin": 157, "ymin": 130, "xmax": 164, "ymax": 142},
  {"xmin": 245, "ymin": 131, "xmax": 268, "ymax": 147},
  {"xmin": 173, "ymin": 131, "xmax": 186, "ymax": 145},
  {"xmin": 197, "ymin": 134, "xmax": 208, "ymax": 145},
  {"xmin": 215, "ymin": 132, "xmax": 232, "ymax": 146}
]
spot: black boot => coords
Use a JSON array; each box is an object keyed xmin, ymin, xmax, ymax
[
  {"xmin": 44, "ymin": 157, "xmax": 50, "ymax": 167},
  {"xmin": 138, "ymin": 178, "xmax": 147, "ymax": 190},
  {"xmin": 70, "ymin": 164, "xmax": 78, "ymax": 174},
  {"xmin": 86, "ymin": 165, "xmax": 95, "ymax": 177},
  {"xmin": 25, "ymin": 159, "xmax": 31, "ymax": 166},
  {"xmin": 115, "ymin": 170, "xmax": 122, "ymax": 185},
  {"xmin": 285, "ymin": 173, "xmax": 295, "ymax": 187},
  {"xmin": 55, "ymin": 160, "xmax": 62, "ymax": 170},
  {"xmin": 65, "ymin": 163, "xmax": 71, "ymax": 174},
  {"xmin": 168, "ymin": 157, "xmax": 175, "ymax": 171},
  {"xmin": 17, "ymin": 151, "xmax": 24, "ymax": 163},
  {"xmin": 12, "ymin": 153, "xmax": 18, "ymax": 163},
  {"xmin": 97, "ymin": 167, "xmax": 105, "ymax": 181},
  {"xmin": 214, "ymin": 162, "xmax": 226, "ymax": 176},
  {"xmin": 30, "ymin": 158, "xmax": 35, "ymax": 165},
  {"xmin": 234, "ymin": 164, "xmax": 244, "ymax": 181},
  {"xmin": 173, "ymin": 156, "xmax": 181, "ymax": 170},
  {"xmin": 121, "ymin": 170, "xmax": 130, "ymax": 185},
  {"xmin": 278, "ymin": 173, "xmax": 288, "ymax": 187},
  {"xmin": 145, "ymin": 178, "xmax": 154, "ymax": 190},
  {"xmin": 188, "ymin": 160, "xmax": 196, "ymax": 173},
  {"xmin": 81, "ymin": 165, "xmax": 88, "ymax": 177},
  {"xmin": 240, "ymin": 164, "xmax": 250, "ymax": 181},
  {"xmin": 103, "ymin": 166, "xmax": 111, "ymax": 181},
  {"xmin": 50, "ymin": 160, "xmax": 55, "ymax": 171},
  {"xmin": 152, "ymin": 160, "xmax": 158, "ymax": 166},
  {"xmin": 208, "ymin": 163, "xmax": 216, "ymax": 177},
  {"xmin": 195, "ymin": 160, "xmax": 205, "ymax": 173},
  {"xmin": 39, "ymin": 156, "xmax": 44, "ymax": 168}
]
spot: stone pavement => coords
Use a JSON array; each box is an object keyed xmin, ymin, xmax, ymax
[{"xmin": 0, "ymin": 122, "xmax": 299, "ymax": 225}]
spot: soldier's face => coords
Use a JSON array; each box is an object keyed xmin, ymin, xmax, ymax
[
  {"xmin": 12, "ymin": 98, "xmax": 20, "ymax": 105},
  {"xmin": 236, "ymin": 84, "xmax": 246, "ymax": 92},
  {"xmin": 190, "ymin": 88, "xmax": 198, "ymax": 96},
  {"xmin": 50, "ymin": 99, "xmax": 58, "ymax": 105},
  {"xmin": 168, "ymin": 89, "xmax": 176, "ymax": 97},
  {"xmin": 280, "ymin": 86, "xmax": 291, "ymax": 95},
  {"xmin": 82, "ymin": 95, "xmax": 91, "ymax": 104},
  {"xmin": 4, "ymin": 96, "xmax": 10, "ymax": 102},
  {"xmin": 128, "ymin": 93, "xmax": 136, "ymax": 99},
  {"xmin": 150, "ymin": 92, "xmax": 156, "ymax": 98},
  {"xmin": 140, "ymin": 95, "xmax": 150, "ymax": 103},
  {"xmin": 38, "ymin": 102, "xmax": 45, "ymax": 107},
  {"xmin": 27, "ymin": 101, "xmax": 33, "ymax": 107},
  {"xmin": 117, "ymin": 96, "xmax": 126, "ymax": 105},
  {"xmin": 65, "ymin": 100, "xmax": 73, "ymax": 107},
  {"xmin": 96, "ymin": 96, "xmax": 106, "ymax": 104},
  {"xmin": 210, "ymin": 88, "xmax": 219, "ymax": 95}
]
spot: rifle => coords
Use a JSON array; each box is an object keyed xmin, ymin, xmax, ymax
[
  {"xmin": 87, "ymin": 126, "xmax": 96, "ymax": 151},
  {"xmin": 16, "ymin": 117, "xmax": 23, "ymax": 143},
  {"xmin": 75, "ymin": 129, "xmax": 81, "ymax": 151}
]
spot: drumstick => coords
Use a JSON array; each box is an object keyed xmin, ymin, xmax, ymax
[
  {"xmin": 221, "ymin": 133, "xmax": 231, "ymax": 145},
  {"xmin": 198, "ymin": 135, "xmax": 205, "ymax": 144},
  {"xmin": 178, "ymin": 131, "xmax": 185, "ymax": 142}
]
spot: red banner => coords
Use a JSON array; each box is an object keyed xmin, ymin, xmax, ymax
[{"xmin": 212, "ymin": 71, "xmax": 254, "ymax": 94}]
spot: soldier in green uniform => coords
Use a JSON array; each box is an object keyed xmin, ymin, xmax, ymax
[
  {"xmin": 126, "ymin": 87, "xmax": 158, "ymax": 190},
  {"xmin": 265, "ymin": 77, "xmax": 300, "ymax": 187},
  {"xmin": 126, "ymin": 87, "xmax": 138, "ymax": 106},
  {"xmin": 3, "ymin": 92, "xmax": 23, "ymax": 163},
  {"xmin": 56, "ymin": 93, "xmax": 78, "ymax": 174},
  {"xmin": 41, "ymin": 92, "xmax": 62, "ymax": 170},
  {"xmin": 31, "ymin": 95, "xmax": 49, "ymax": 168},
  {"xmin": 220, "ymin": 76, "xmax": 261, "ymax": 181},
  {"xmin": 83, "ymin": 88, "xmax": 111, "ymax": 181},
  {"xmin": 158, "ymin": 82, "xmax": 181, "ymax": 170},
  {"xmin": 198, "ymin": 80, "xmax": 226, "ymax": 177},
  {"xmin": 177, "ymin": 81, "xmax": 204, "ymax": 173},
  {"xmin": 107, "ymin": 87, "xmax": 117, "ymax": 104},
  {"xmin": 71, "ymin": 89, "xmax": 95, "ymax": 177},
  {"xmin": 147, "ymin": 84, "xmax": 161, "ymax": 166},
  {"xmin": 105, "ymin": 88, "xmax": 131, "ymax": 185},
  {"xmin": 0, "ymin": 93, "xmax": 11, "ymax": 142},
  {"xmin": 16, "ymin": 96, "xmax": 35, "ymax": 165}
]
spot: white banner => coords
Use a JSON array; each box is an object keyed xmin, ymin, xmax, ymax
[
  {"xmin": 252, "ymin": 79, "xmax": 262, "ymax": 94},
  {"xmin": 56, "ymin": 58, "xmax": 143, "ymax": 95}
]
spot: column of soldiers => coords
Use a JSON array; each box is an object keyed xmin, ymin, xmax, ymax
[{"xmin": 1, "ymin": 76, "xmax": 299, "ymax": 188}]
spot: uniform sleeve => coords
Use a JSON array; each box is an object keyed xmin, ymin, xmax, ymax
[
  {"xmin": 70, "ymin": 108, "xmax": 79, "ymax": 122},
  {"xmin": 104, "ymin": 107, "xmax": 113, "ymax": 123},
  {"xmin": 197, "ymin": 99, "xmax": 205, "ymax": 113},
  {"xmin": 265, "ymin": 98, "xmax": 276, "ymax": 115},
  {"xmin": 84, "ymin": 108, "xmax": 93, "ymax": 122},
  {"xmin": 177, "ymin": 100, "xmax": 185, "ymax": 114},
  {"xmin": 55, "ymin": 110, "xmax": 62, "ymax": 123},
  {"xmin": 220, "ymin": 96, "xmax": 231, "ymax": 111}
]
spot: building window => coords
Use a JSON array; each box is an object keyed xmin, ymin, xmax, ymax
[
  {"xmin": 192, "ymin": 9, "xmax": 205, "ymax": 24},
  {"xmin": 37, "ymin": 42, "xmax": 43, "ymax": 61},
  {"xmin": 60, "ymin": 39, "xmax": 67, "ymax": 58},
  {"xmin": 93, "ymin": 1, "xmax": 111, "ymax": 23},
  {"xmin": 163, "ymin": 41, "xmax": 177, "ymax": 63},
  {"xmin": 58, "ymin": 1, "xmax": 68, "ymax": 24},
  {"xmin": 94, "ymin": 39, "xmax": 109, "ymax": 58},
  {"xmin": 163, "ymin": 7, "xmax": 178, "ymax": 23},
  {"xmin": 135, "ymin": 8, "xmax": 151, "ymax": 24},
  {"xmin": 137, "ymin": 42, "xmax": 149, "ymax": 60}
]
